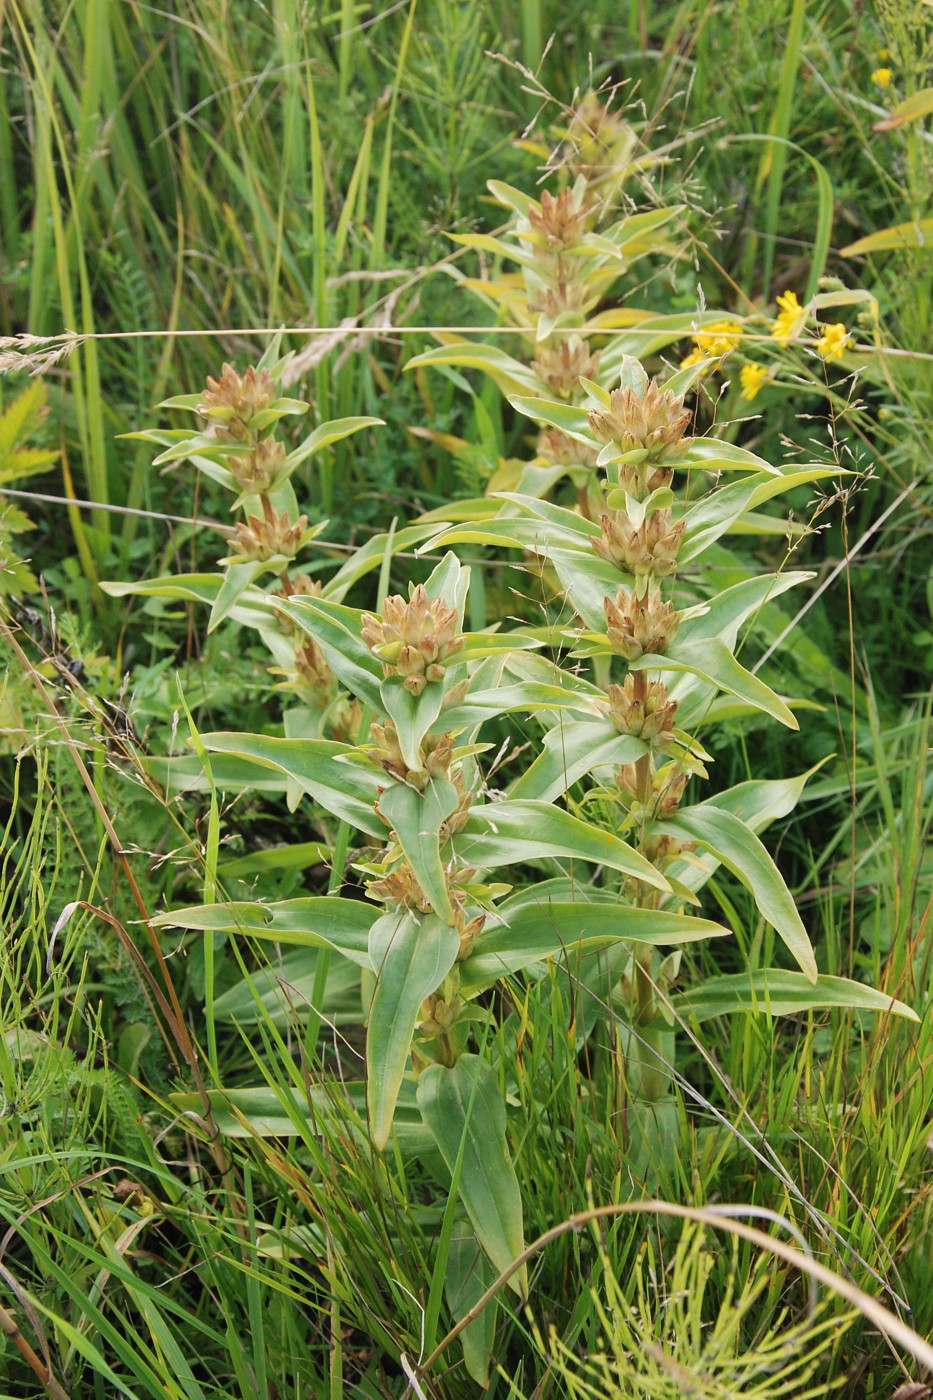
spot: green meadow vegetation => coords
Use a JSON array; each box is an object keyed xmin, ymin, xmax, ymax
[{"xmin": 1, "ymin": 0, "xmax": 931, "ymax": 1395}]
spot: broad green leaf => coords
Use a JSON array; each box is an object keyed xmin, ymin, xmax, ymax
[
  {"xmin": 150, "ymin": 896, "xmax": 377, "ymax": 967},
  {"xmin": 405, "ymin": 342, "xmax": 546, "ymax": 396},
  {"xmin": 284, "ymin": 416, "xmax": 383, "ymax": 473},
  {"xmin": 455, "ymin": 800, "xmax": 670, "ymax": 892},
  {"xmin": 201, "ymin": 732, "xmax": 384, "ymax": 833},
  {"xmin": 487, "ymin": 178, "xmax": 535, "ymax": 217},
  {"xmin": 460, "ymin": 900, "xmax": 729, "ymax": 994},
  {"xmin": 418, "ymin": 1055, "xmax": 527, "ymax": 1294},
  {"xmin": 214, "ymin": 950, "xmax": 361, "ymax": 1027},
  {"xmin": 548, "ymin": 547, "xmax": 633, "ymax": 631},
  {"xmin": 840, "ymin": 218, "xmax": 933, "ymax": 257},
  {"xmin": 380, "ymin": 676, "xmax": 446, "ymax": 772},
  {"xmin": 208, "ymin": 559, "xmax": 277, "ymax": 632},
  {"xmin": 368, "ymin": 911, "xmax": 460, "ymax": 1150},
  {"xmin": 494, "ymin": 492, "xmax": 601, "ymax": 540},
  {"xmin": 635, "ymin": 637, "xmax": 798, "ymax": 729},
  {"xmin": 218, "ymin": 840, "xmax": 330, "ymax": 877},
  {"xmin": 377, "ymin": 779, "xmax": 459, "ymax": 921},
  {"xmin": 683, "ymin": 571, "xmax": 812, "ymax": 648},
  {"xmin": 681, "ymin": 437, "xmax": 779, "ymax": 475},
  {"xmin": 437, "ymin": 680, "xmax": 603, "ymax": 732},
  {"xmin": 276, "ymin": 595, "xmax": 384, "ymax": 711},
  {"xmin": 454, "ymin": 632, "xmax": 543, "ymax": 663},
  {"xmin": 169, "ymin": 1082, "xmax": 434, "ymax": 1156},
  {"xmin": 510, "ymin": 719, "xmax": 646, "ymax": 803},
  {"xmin": 656, "ymin": 805, "xmax": 817, "ymax": 981},
  {"xmin": 673, "ymin": 971, "xmax": 919, "ymax": 1022},
  {"xmin": 508, "ymin": 395, "xmax": 592, "ymax": 440},
  {"xmin": 324, "ymin": 523, "xmax": 440, "ymax": 600},
  {"xmin": 146, "ymin": 750, "xmax": 291, "ymax": 799},
  {"xmin": 446, "ymin": 1224, "xmax": 497, "ymax": 1386}
]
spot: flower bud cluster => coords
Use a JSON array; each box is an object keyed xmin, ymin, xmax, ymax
[
  {"xmin": 199, "ymin": 364, "xmax": 277, "ymax": 439},
  {"xmin": 607, "ymin": 676, "xmax": 678, "ymax": 743},
  {"xmin": 230, "ymin": 436, "xmax": 287, "ymax": 495},
  {"xmin": 604, "ymin": 586, "xmax": 680, "ymax": 660},
  {"xmin": 616, "ymin": 762, "xmax": 690, "ymax": 818},
  {"xmin": 593, "ymin": 506, "xmax": 685, "ymax": 579},
  {"xmin": 227, "ymin": 509, "xmax": 308, "ymax": 564},
  {"xmin": 361, "ymin": 584, "xmax": 464, "ymax": 696},
  {"xmin": 527, "ymin": 188, "xmax": 593, "ymax": 250},
  {"xmin": 532, "ymin": 337, "xmax": 600, "ymax": 398},
  {"xmin": 587, "ymin": 379, "xmax": 691, "ymax": 462}
]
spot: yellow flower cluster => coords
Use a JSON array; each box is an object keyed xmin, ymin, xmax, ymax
[
  {"xmin": 871, "ymin": 67, "xmax": 892, "ymax": 88},
  {"xmin": 680, "ymin": 319, "xmax": 742, "ymax": 368},
  {"xmin": 816, "ymin": 323, "xmax": 849, "ymax": 361},
  {"xmin": 739, "ymin": 364, "xmax": 768, "ymax": 401},
  {"xmin": 770, "ymin": 290, "xmax": 806, "ymax": 344}
]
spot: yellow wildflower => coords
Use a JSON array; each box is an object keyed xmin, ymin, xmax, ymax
[
  {"xmin": 739, "ymin": 364, "xmax": 768, "ymax": 401},
  {"xmin": 679, "ymin": 347, "xmax": 707, "ymax": 369},
  {"xmin": 771, "ymin": 290, "xmax": 805, "ymax": 344},
  {"xmin": 694, "ymin": 320, "xmax": 742, "ymax": 358},
  {"xmin": 680, "ymin": 320, "xmax": 743, "ymax": 370},
  {"xmin": 871, "ymin": 67, "xmax": 892, "ymax": 88},
  {"xmin": 816, "ymin": 322, "xmax": 849, "ymax": 362}
]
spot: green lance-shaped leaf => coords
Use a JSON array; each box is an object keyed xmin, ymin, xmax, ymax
[
  {"xmin": 324, "ymin": 522, "xmax": 441, "ymax": 600},
  {"xmin": 454, "ymin": 800, "xmax": 670, "ymax": 892},
  {"xmin": 655, "ymin": 805, "xmax": 817, "ymax": 981},
  {"xmin": 277, "ymin": 595, "xmax": 384, "ymax": 711},
  {"xmin": 168, "ymin": 1082, "xmax": 435, "ymax": 1157},
  {"xmin": 380, "ymin": 676, "xmax": 446, "ymax": 773},
  {"xmin": 200, "ymin": 732, "xmax": 384, "ymax": 833},
  {"xmin": 673, "ymin": 971, "xmax": 919, "ymax": 1023},
  {"xmin": 208, "ymin": 559, "xmax": 281, "ymax": 633},
  {"xmin": 283, "ymin": 415, "xmax": 383, "ymax": 475},
  {"xmin": 101, "ymin": 572, "xmax": 278, "ymax": 635},
  {"xmin": 377, "ymin": 778, "xmax": 460, "ymax": 922},
  {"xmin": 418, "ymin": 1054, "xmax": 528, "ymax": 1295},
  {"xmin": 510, "ymin": 719, "xmax": 647, "ymax": 803},
  {"xmin": 445, "ymin": 1223, "xmax": 498, "ymax": 1387},
  {"xmin": 459, "ymin": 900, "xmax": 729, "ymax": 995},
  {"xmin": 150, "ymin": 896, "xmax": 378, "ymax": 968},
  {"xmin": 405, "ymin": 342, "xmax": 547, "ymax": 397},
  {"xmin": 438, "ymin": 679, "xmax": 603, "ymax": 733},
  {"xmin": 214, "ymin": 949, "xmax": 361, "ymax": 1028},
  {"xmin": 631, "ymin": 638, "xmax": 798, "ymax": 730},
  {"xmin": 368, "ymin": 911, "xmax": 460, "ymax": 1151}
]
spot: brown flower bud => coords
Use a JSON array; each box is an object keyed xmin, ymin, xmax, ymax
[
  {"xmin": 592, "ymin": 507, "xmax": 685, "ymax": 578},
  {"xmin": 454, "ymin": 911, "xmax": 485, "ymax": 962},
  {"xmin": 361, "ymin": 584, "xmax": 463, "ymax": 694},
  {"xmin": 536, "ymin": 427, "xmax": 599, "ymax": 470},
  {"xmin": 368, "ymin": 861, "xmax": 431, "ymax": 912},
  {"xmin": 532, "ymin": 337, "xmax": 600, "ymax": 398},
  {"xmin": 228, "ymin": 510, "xmax": 308, "ymax": 563},
  {"xmin": 418, "ymin": 987, "xmax": 462, "ymax": 1039},
  {"xmin": 367, "ymin": 724, "xmax": 455, "ymax": 787},
  {"xmin": 607, "ymin": 676, "xmax": 678, "ymax": 742},
  {"xmin": 566, "ymin": 93, "xmax": 637, "ymax": 189},
  {"xmin": 231, "ymin": 435, "xmax": 287, "ymax": 494},
  {"xmin": 604, "ymin": 586, "xmax": 680, "ymax": 660},
  {"xmin": 528, "ymin": 283, "xmax": 588, "ymax": 320},
  {"xmin": 587, "ymin": 379, "xmax": 690, "ymax": 461},
  {"xmin": 527, "ymin": 188, "xmax": 593, "ymax": 249},
  {"xmin": 294, "ymin": 637, "xmax": 333, "ymax": 693},
  {"xmin": 199, "ymin": 363, "xmax": 277, "ymax": 436}
]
